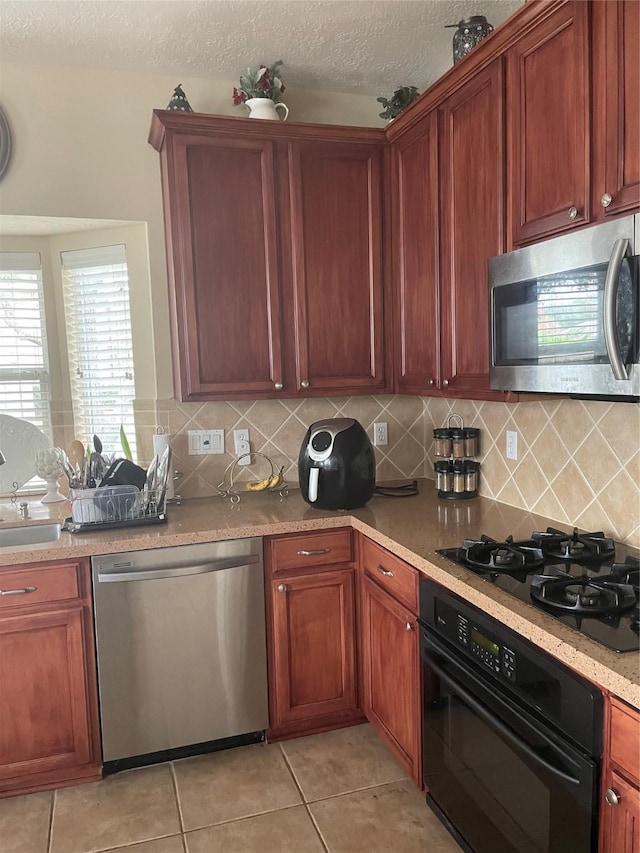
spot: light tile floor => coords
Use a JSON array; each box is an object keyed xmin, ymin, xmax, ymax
[{"xmin": 0, "ymin": 725, "xmax": 461, "ymax": 853}]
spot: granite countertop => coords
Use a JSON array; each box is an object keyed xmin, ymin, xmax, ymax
[{"xmin": 1, "ymin": 482, "xmax": 638, "ymax": 710}]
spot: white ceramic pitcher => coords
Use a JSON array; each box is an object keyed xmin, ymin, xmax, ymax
[{"xmin": 245, "ymin": 98, "xmax": 289, "ymax": 121}]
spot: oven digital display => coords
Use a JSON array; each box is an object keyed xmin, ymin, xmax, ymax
[{"xmin": 472, "ymin": 627, "xmax": 500, "ymax": 657}]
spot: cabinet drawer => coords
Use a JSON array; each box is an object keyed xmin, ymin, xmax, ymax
[
  {"xmin": 270, "ymin": 529, "xmax": 353, "ymax": 574},
  {"xmin": 0, "ymin": 563, "xmax": 81, "ymax": 611},
  {"xmin": 361, "ymin": 537, "xmax": 418, "ymax": 613},
  {"xmin": 610, "ymin": 697, "xmax": 640, "ymax": 781}
]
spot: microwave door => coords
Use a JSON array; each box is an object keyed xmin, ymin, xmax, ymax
[{"xmin": 604, "ymin": 238, "xmax": 631, "ymax": 381}]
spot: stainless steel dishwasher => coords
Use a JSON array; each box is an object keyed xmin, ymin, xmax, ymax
[{"xmin": 91, "ymin": 537, "xmax": 268, "ymax": 770}]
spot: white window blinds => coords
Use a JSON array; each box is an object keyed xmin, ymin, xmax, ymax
[
  {"xmin": 61, "ymin": 244, "xmax": 137, "ymax": 459},
  {"xmin": 0, "ymin": 252, "xmax": 53, "ymax": 435}
]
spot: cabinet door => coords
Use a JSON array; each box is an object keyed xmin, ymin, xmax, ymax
[
  {"xmin": 439, "ymin": 59, "xmax": 506, "ymax": 399},
  {"xmin": 507, "ymin": 1, "xmax": 590, "ymax": 245},
  {"xmin": 392, "ymin": 111, "xmax": 440, "ymax": 393},
  {"xmin": 0, "ymin": 608, "xmax": 93, "ymax": 781},
  {"xmin": 287, "ymin": 140, "xmax": 386, "ymax": 395},
  {"xmin": 601, "ymin": 770, "xmax": 640, "ymax": 853},
  {"xmin": 165, "ymin": 133, "xmax": 285, "ymax": 399},
  {"xmin": 360, "ymin": 576, "xmax": 421, "ymax": 785},
  {"xmin": 268, "ymin": 569, "xmax": 358, "ymax": 735},
  {"xmin": 592, "ymin": 0, "xmax": 640, "ymax": 218}
]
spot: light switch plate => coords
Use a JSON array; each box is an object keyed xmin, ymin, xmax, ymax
[{"xmin": 188, "ymin": 429, "xmax": 224, "ymax": 455}]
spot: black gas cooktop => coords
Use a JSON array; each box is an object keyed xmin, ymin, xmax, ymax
[{"xmin": 437, "ymin": 527, "xmax": 640, "ymax": 653}]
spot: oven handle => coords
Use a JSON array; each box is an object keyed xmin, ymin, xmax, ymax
[
  {"xmin": 603, "ymin": 237, "xmax": 630, "ymax": 381},
  {"xmin": 423, "ymin": 641, "xmax": 582, "ymax": 787}
]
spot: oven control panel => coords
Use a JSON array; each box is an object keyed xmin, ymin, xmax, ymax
[{"xmin": 456, "ymin": 614, "xmax": 517, "ymax": 681}]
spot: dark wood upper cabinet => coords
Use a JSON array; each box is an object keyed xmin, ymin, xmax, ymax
[
  {"xmin": 166, "ymin": 133, "xmax": 285, "ymax": 399},
  {"xmin": 149, "ymin": 114, "xmax": 387, "ymax": 401},
  {"xmin": 288, "ymin": 140, "xmax": 386, "ymax": 394},
  {"xmin": 592, "ymin": 0, "xmax": 640, "ymax": 220},
  {"xmin": 390, "ymin": 59, "xmax": 507, "ymax": 400},
  {"xmin": 506, "ymin": 0, "xmax": 591, "ymax": 246},
  {"xmin": 392, "ymin": 111, "xmax": 440, "ymax": 394},
  {"xmin": 439, "ymin": 59, "xmax": 506, "ymax": 397}
]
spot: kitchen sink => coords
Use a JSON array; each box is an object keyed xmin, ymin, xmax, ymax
[{"xmin": 0, "ymin": 523, "xmax": 62, "ymax": 548}]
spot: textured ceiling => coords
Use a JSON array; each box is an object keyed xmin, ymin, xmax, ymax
[{"xmin": 0, "ymin": 0, "xmax": 523, "ymax": 95}]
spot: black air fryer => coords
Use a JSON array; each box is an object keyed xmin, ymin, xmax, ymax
[{"xmin": 298, "ymin": 418, "xmax": 376, "ymax": 510}]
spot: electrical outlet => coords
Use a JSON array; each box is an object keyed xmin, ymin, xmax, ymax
[
  {"xmin": 188, "ymin": 429, "xmax": 224, "ymax": 455},
  {"xmin": 506, "ymin": 429, "xmax": 518, "ymax": 461},
  {"xmin": 234, "ymin": 429, "xmax": 251, "ymax": 465},
  {"xmin": 373, "ymin": 422, "xmax": 388, "ymax": 446}
]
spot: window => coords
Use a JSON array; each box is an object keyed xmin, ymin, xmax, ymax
[
  {"xmin": 61, "ymin": 244, "xmax": 137, "ymax": 458},
  {"xmin": 0, "ymin": 252, "xmax": 52, "ymax": 435}
]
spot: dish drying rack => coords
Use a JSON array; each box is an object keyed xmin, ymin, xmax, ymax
[
  {"xmin": 217, "ymin": 452, "xmax": 289, "ymax": 504},
  {"xmin": 63, "ymin": 486, "xmax": 167, "ymax": 533}
]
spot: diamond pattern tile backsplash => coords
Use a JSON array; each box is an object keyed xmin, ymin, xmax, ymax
[{"xmin": 150, "ymin": 395, "xmax": 639, "ymax": 548}]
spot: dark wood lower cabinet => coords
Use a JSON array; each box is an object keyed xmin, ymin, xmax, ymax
[
  {"xmin": 266, "ymin": 567, "xmax": 361, "ymax": 739},
  {"xmin": 0, "ymin": 559, "xmax": 101, "ymax": 797},
  {"xmin": 600, "ymin": 769, "xmax": 640, "ymax": 853},
  {"xmin": 360, "ymin": 574, "xmax": 422, "ymax": 786}
]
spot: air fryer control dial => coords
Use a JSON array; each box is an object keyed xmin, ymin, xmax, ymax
[{"xmin": 311, "ymin": 431, "xmax": 332, "ymax": 453}]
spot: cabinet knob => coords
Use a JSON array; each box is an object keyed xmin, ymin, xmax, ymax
[
  {"xmin": 601, "ymin": 193, "xmax": 613, "ymax": 208},
  {"xmin": 442, "ymin": 379, "xmax": 450, "ymax": 387},
  {"xmin": 605, "ymin": 789, "xmax": 620, "ymax": 807},
  {"xmin": 274, "ymin": 382, "xmax": 283, "ymax": 390},
  {"xmin": 300, "ymin": 380, "xmax": 310, "ymax": 389},
  {"xmin": 428, "ymin": 379, "xmax": 435, "ymax": 386},
  {"xmin": 568, "ymin": 206, "xmax": 579, "ymax": 220},
  {"xmin": 405, "ymin": 621, "xmax": 414, "ymax": 631},
  {"xmin": 277, "ymin": 583, "xmax": 287, "ymax": 593}
]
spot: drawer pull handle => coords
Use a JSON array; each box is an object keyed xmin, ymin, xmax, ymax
[
  {"xmin": 376, "ymin": 564, "xmax": 394, "ymax": 578},
  {"xmin": 605, "ymin": 789, "xmax": 620, "ymax": 807},
  {"xmin": 297, "ymin": 549, "xmax": 330, "ymax": 556},
  {"xmin": 0, "ymin": 586, "xmax": 37, "ymax": 596}
]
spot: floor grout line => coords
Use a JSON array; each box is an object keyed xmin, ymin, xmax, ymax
[
  {"xmin": 302, "ymin": 775, "xmax": 409, "ymax": 806},
  {"xmin": 304, "ymin": 802, "xmax": 331, "ymax": 853},
  {"xmin": 169, "ymin": 761, "xmax": 186, "ymax": 835},
  {"xmin": 46, "ymin": 789, "xmax": 55, "ymax": 853},
  {"xmin": 278, "ymin": 742, "xmax": 308, "ymax": 804}
]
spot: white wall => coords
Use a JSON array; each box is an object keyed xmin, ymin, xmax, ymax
[{"xmin": 0, "ymin": 61, "xmax": 382, "ymax": 399}]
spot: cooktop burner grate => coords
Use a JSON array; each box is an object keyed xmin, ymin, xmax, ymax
[
  {"xmin": 531, "ymin": 527, "xmax": 616, "ymax": 562},
  {"xmin": 461, "ymin": 535, "xmax": 545, "ymax": 573},
  {"xmin": 530, "ymin": 572, "xmax": 637, "ymax": 617}
]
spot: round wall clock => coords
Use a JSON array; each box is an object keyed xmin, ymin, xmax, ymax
[{"xmin": 0, "ymin": 106, "xmax": 13, "ymax": 181}]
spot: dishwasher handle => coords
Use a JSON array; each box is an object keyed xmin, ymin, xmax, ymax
[{"xmin": 97, "ymin": 553, "xmax": 260, "ymax": 583}]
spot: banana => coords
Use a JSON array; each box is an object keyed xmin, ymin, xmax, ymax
[
  {"xmin": 246, "ymin": 477, "xmax": 271, "ymax": 492},
  {"xmin": 267, "ymin": 468, "xmax": 284, "ymax": 489}
]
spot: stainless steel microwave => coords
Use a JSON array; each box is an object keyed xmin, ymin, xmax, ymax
[{"xmin": 489, "ymin": 214, "xmax": 639, "ymax": 399}]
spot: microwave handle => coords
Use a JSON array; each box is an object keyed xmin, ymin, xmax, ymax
[{"xmin": 603, "ymin": 237, "xmax": 630, "ymax": 381}]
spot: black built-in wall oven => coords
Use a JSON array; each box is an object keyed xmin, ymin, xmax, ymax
[{"xmin": 419, "ymin": 580, "xmax": 603, "ymax": 853}]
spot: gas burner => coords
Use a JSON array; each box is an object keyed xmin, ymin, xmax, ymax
[
  {"xmin": 462, "ymin": 535, "xmax": 545, "ymax": 573},
  {"xmin": 531, "ymin": 527, "xmax": 615, "ymax": 563},
  {"xmin": 530, "ymin": 572, "xmax": 636, "ymax": 617}
]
